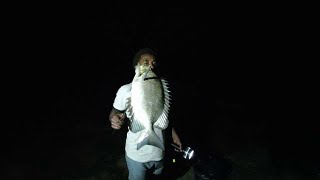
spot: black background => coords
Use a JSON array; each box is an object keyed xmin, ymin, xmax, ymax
[{"xmin": 3, "ymin": 2, "xmax": 318, "ymax": 179}]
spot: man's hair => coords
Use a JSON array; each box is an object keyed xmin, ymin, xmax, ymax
[{"xmin": 132, "ymin": 48, "xmax": 157, "ymax": 68}]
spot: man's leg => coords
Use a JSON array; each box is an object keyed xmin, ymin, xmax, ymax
[
  {"xmin": 125, "ymin": 155, "xmax": 148, "ymax": 180},
  {"xmin": 145, "ymin": 159, "xmax": 164, "ymax": 179},
  {"xmin": 151, "ymin": 159, "xmax": 164, "ymax": 176}
]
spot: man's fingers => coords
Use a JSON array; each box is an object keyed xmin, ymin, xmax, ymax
[
  {"xmin": 111, "ymin": 124, "xmax": 121, "ymax": 129},
  {"xmin": 110, "ymin": 114, "xmax": 125, "ymax": 130},
  {"xmin": 111, "ymin": 118, "xmax": 123, "ymax": 125},
  {"xmin": 111, "ymin": 121, "xmax": 121, "ymax": 128},
  {"xmin": 119, "ymin": 113, "xmax": 125, "ymax": 121},
  {"xmin": 173, "ymin": 142, "xmax": 182, "ymax": 152}
]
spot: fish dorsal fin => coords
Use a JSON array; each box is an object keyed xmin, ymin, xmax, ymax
[
  {"xmin": 153, "ymin": 78, "xmax": 171, "ymax": 130},
  {"xmin": 126, "ymin": 97, "xmax": 145, "ymax": 133}
]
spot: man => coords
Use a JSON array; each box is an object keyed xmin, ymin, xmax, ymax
[{"xmin": 109, "ymin": 48, "xmax": 182, "ymax": 179}]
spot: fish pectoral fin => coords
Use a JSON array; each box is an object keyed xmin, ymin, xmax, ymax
[
  {"xmin": 153, "ymin": 115, "xmax": 168, "ymax": 130},
  {"xmin": 137, "ymin": 131, "xmax": 164, "ymax": 150},
  {"xmin": 130, "ymin": 117, "xmax": 145, "ymax": 133},
  {"xmin": 153, "ymin": 105, "xmax": 169, "ymax": 130}
]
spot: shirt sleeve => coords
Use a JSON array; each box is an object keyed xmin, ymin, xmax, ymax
[{"xmin": 113, "ymin": 84, "xmax": 131, "ymax": 111}]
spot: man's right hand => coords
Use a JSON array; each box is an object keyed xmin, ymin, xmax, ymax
[{"xmin": 110, "ymin": 113, "xmax": 125, "ymax": 130}]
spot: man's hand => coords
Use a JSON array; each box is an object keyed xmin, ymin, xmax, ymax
[{"xmin": 110, "ymin": 113, "xmax": 125, "ymax": 130}]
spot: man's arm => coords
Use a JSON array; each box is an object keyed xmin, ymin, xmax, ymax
[{"xmin": 172, "ymin": 127, "xmax": 182, "ymax": 151}]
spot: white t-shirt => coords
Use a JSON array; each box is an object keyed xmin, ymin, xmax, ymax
[{"xmin": 113, "ymin": 83, "xmax": 165, "ymax": 162}]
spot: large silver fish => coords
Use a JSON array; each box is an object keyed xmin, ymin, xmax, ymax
[{"xmin": 126, "ymin": 65, "xmax": 171, "ymax": 150}]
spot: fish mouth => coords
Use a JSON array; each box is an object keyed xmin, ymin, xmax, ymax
[
  {"xmin": 138, "ymin": 64, "xmax": 150, "ymax": 76},
  {"xmin": 138, "ymin": 65, "xmax": 159, "ymax": 81},
  {"xmin": 143, "ymin": 66, "xmax": 152, "ymax": 80}
]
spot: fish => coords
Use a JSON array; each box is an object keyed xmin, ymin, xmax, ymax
[{"xmin": 126, "ymin": 65, "xmax": 171, "ymax": 150}]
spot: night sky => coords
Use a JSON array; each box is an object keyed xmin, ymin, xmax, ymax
[{"xmin": 4, "ymin": 3, "xmax": 318, "ymax": 179}]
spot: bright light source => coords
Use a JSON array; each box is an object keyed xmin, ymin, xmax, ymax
[{"xmin": 171, "ymin": 144, "xmax": 195, "ymax": 160}]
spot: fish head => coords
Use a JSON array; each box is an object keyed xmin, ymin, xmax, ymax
[{"xmin": 134, "ymin": 64, "xmax": 159, "ymax": 79}]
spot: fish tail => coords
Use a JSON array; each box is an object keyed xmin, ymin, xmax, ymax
[{"xmin": 137, "ymin": 131, "xmax": 164, "ymax": 150}]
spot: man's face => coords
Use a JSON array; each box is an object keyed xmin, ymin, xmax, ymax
[{"xmin": 138, "ymin": 54, "xmax": 156, "ymax": 75}]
